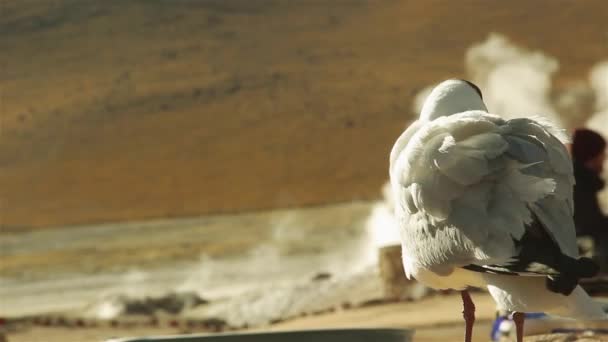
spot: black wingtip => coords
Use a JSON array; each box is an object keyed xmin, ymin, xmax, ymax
[
  {"xmin": 546, "ymin": 275, "xmax": 577, "ymax": 295},
  {"xmin": 577, "ymin": 257, "xmax": 600, "ymax": 278},
  {"xmin": 546, "ymin": 257, "xmax": 599, "ymax": 295}
]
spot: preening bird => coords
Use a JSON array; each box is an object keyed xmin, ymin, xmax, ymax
[{"xmin": 389, "ymin": 79, "xmax": 606, "ymax": 342}]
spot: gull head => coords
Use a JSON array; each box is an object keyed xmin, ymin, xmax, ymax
[{"xmin": 419, "ymin": 79, "xmax": 487, "ymax": 121}]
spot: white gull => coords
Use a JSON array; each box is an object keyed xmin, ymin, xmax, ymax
[{"xmin": 389, "ymin": 79, "xmax": 606, "ymax": 342}]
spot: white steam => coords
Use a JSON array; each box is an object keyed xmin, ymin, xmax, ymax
[
  {"xmin": 179, "ymin": 206, "xmax": 386, "ymax": 327},
  {"xmin": 587, "ymin": 61, "xmax": 608, "ymax": 138},
  {"xmin": 586, "ymin": 61, "xmax": 608, "ymax": 208},
  {"xmin": 412, "ymin": 33, "xmax": 604, "ymax": 134},
  {"xmin": 412, "ymin": 32, "xmax": 608, "ymax": 209},
  {"xmin": 365, "ymin": 183, "xmax": 401, "ymax": 248},
  {"xmin": 465, "ymin": 33, "xmax": 562, "ymax": 125}
]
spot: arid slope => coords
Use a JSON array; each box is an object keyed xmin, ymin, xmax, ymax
[{"xmin": 1, "ymin": 0, "xmax": 607, "ymax": 228}]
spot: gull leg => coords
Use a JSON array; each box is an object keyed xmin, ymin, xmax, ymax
[
  {"xmin": 512, "ymin": 312, "xmax": 525, "ymax": 342},
  {"xmin": 461, "ymin": 290, "xmax": 475, "ymax": 342}
]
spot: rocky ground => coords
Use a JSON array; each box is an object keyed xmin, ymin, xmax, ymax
[{"xmin": 3, "ymin": 292, "xmax": 607, "ymax": 342}]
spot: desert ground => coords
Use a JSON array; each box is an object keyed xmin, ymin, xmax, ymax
[
  {"xmin": 1, "ymin": 202, "xmax": 501, "ymax": 342},
  {"xmin": 5, "ymin": 293, "xmax": 608, "ymax": 341},
  {"xmin": 5, "ymin": 293, "xmax": 498, "ymax": 342},
  {"xmin": 0, "ymin": 202, "xmax": 608, "ymax": 342},
  {"xmin": 2, "ymin": 0, "xmax": 607, "ymax": 228}
]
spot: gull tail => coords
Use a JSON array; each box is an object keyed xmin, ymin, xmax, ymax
[{"xmin": 555, "ymin": 286, "xmax": 607, "ymax": 319}]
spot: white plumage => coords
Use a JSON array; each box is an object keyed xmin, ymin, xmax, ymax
[{"xmin": 390, "ymin": 79, "xmax": 605, "ymax": 341}]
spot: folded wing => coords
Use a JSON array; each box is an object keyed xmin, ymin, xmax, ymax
[{"xmin": 391, "ymin": 111, "xmax": 580, "ymax": 284}]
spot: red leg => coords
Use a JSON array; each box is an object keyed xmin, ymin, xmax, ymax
[
  {"xmin": 512, "ymin": 312, "xmax": 525, "ymax": 342},
  {"xmin": 461, "ymin": 290, "xmax": 475, "ymax": 342}
]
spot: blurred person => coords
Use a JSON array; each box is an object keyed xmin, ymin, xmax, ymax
[
  {"xmin": 489, "ymin": 131, "xmax": 608, "ymax": 342},
  {"xmin": 571, "ymin": 128, "xmax": 608, "ymax": 272}
]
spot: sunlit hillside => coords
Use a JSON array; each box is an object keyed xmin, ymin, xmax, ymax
[{"xmin": 1, "ymin": 0, "xmax": 607, "ymax": 228}]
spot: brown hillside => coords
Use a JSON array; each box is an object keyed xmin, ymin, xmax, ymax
[{"xmin": 1, "ymin": 0, "xmax": 607, "ymax": 228}]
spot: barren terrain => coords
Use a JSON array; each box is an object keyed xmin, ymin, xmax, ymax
[
  {"xmin": 2, "ymin": 0, "xmax": 607, "ymax": 228},
  {"xmin": 5, "ymin": 292, "xmax": 499, "ymax": 342}
]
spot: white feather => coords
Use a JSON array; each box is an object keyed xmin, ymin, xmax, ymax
[{"xmin": 390, "ymin": 79, "xmax": 606, "ymax": 318}]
